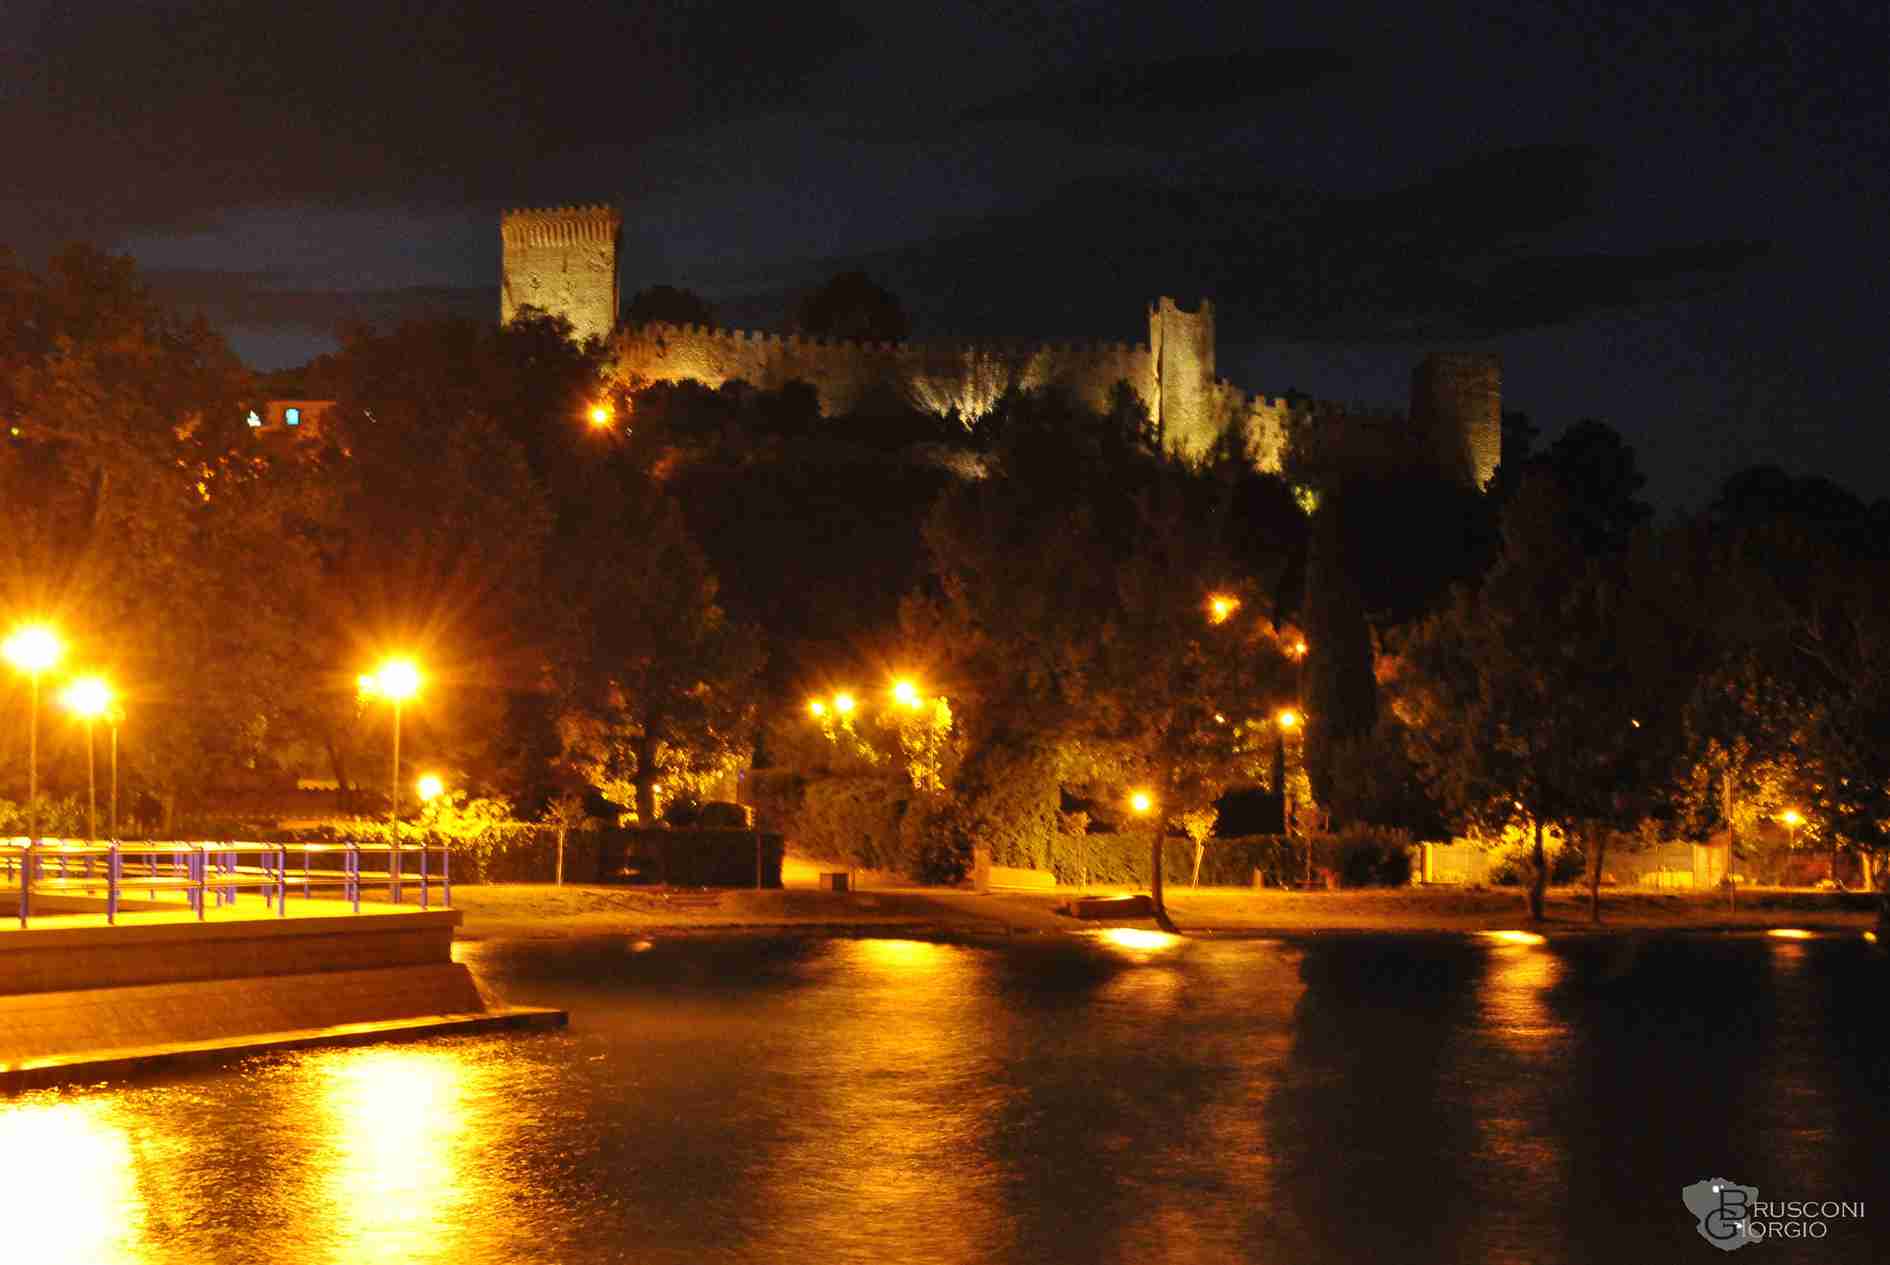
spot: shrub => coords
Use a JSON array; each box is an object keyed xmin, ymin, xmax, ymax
[
  {"xmin": 794, "ymin": 776, "xmax": 916, "ymax": 873},
  {"xmin": 1048, "ymin": 832, "xmax": 1299, "ymax": 888},
  {"xmin": 1321, "ymin": 826, "xmax": 1415, "ymax": 888}
]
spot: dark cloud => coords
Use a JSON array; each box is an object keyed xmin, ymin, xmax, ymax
[
  {"xmin": 140, "ymin": 269, "xmax": 490, "ymax": 339},
  {"xmin": 3, "ymin": 0, "xmax": 871, "ymax": 241},
  {"xmin": 960, "ymin": 49, "xmax": 1356, "ymax": 135},
  {"xmin": 738, "ymin": 144, "xmax": 1767, "ymax": 344}
]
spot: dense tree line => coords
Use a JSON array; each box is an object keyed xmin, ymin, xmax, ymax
[{"xmin": 6, "ymin": 248, "xmax": 1886, "ymax": 931}]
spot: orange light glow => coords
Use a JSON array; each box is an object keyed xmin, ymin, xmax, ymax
[
  {"xmin": 808, "ymin": 698, "xmax": 827, "ymax": 718},
  {"xmin": 833, "ymin": 692, "xmax": 856, "ymax": 715},
  {"xmin": 364, "ymin": 658, "xmax": 421, "ymax": 702},
  {"xmin": 61, "ymin": 676, "xmax": 113, "ymax": 718},
  {"xmin": 1129, "ymin": 790, "xmax": 1154, "ymax": 815},
  {"xmin": 588, "ymin": 403, "xmax": 613, "ymax": 428},
  {"xmin": 1276, "ymin": 708, "xmax": 1300, "ymax": 730},
  {"xmin": 3, "ymin": 624, "xmax": 62, "ymax": 674},
  {"xmin": 417, "ymin": 773, "xmax": 444, "ymax": 803},
  {"xmin": 1779, "ymin": 809, "xmax": 1803, "ymax": 827},
  {"xmin": 1100, "ymin": 927, "xmax": 1180, "ymax": 952},
  {"xmin": 1480, "ymin": 929, "xmax": 1547, "ymax": 946},
  {"xmin": 1207, "ymin": 594, "xmax": 1239, "ymax": 624},
  {"xmin": 892, "ymin": 679, "xmax": 921, "ymax": 708},
  {"xmin": 1766, "ymin": 928, "xmax": 1814, "ymax": 940}
]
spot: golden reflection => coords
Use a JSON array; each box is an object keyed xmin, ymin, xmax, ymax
[
  {"xmin": 1766, "ymin": 928, "xmax": 1814, "ymax": 940},
  {"xmin": 1098, "ymin": 927, "xmax": 1182, "ymax": 954},
  {"xmin": 1865, "ymin": 931, "xmax": 1879, "ymax": 944},
  {"xmin": 762, "ymin": 940, "xmax": 1005, "ymax": 1261},
  {"xmin": 0, "ymin": 1098, "xmax": 145, "ymax": 1264},
  {"xmin": 858, "ymin": 937, "xmax": 951, "ymax": 969},
  {"xmin": 1479, "ymin": 936, "xmax": 1564, "ymax": 1054},
  {"xmin": 313, "ymin": 1046, "xmax": 472, "ymax": 1265}
]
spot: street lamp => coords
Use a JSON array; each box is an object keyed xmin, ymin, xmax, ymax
[
  {"xmin": 892, "ymin": 679, "xmax": 922, "ymax": 709},
  {"xmin": 1780, "ymin": 809, "xmax": 1803, "ymax": 850},
  {"xmin": 808, "ymin": 698, "xmax": 827, "ymax": 718},
  {"xmin": 60, "ymin": 677, "xmax": 112, "ymax": 842},
  {"xmin": 588, "ymin": 403, "xmax": 613, "ymax": 430},
  {"xmin": 1130, "ymin": 790, "xmax": 1154, "ymax": 816},
  {"xmin": 417, "ymin": 773, "xmax": 444, "ymax": 804},
  {"xmin": 1207, "ymin": 594, "xmax": 1239, "ymax": 624},
  {"xmin": 4, "ymin": 625, "xmax": 64, "ymax": 840},
  {"xmin": 832, "ymin": 692, "xmax": 856, "ymax": 716},
  {"xmin": 361, "ymin": 658, "xmax": 421, "ymax": 901}
]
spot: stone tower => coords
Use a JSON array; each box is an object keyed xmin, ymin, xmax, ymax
[
  {"xmin": 1411, "ymin": 352, "xmax": 1501, "ymax": 488},
  {"xmin": 1148, "ymin": 297, "xmax": 1217, "ymax": 457},
  {"xmin": 500, "ymin": 205, "xmax": 622, "ymax": 342}
]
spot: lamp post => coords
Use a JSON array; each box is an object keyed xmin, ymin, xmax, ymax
[
  {"xmin": 1276, "ymin": 708, "xmax": 1306, "ymax": 884},
  {"xmin": 361, "ymin": 659, "xmax": 421, "ymax": 901},
  {"xmin": 4, "ymin": 625, "xmax": 64, "ymax": 840},
  {"xmin": 60, "ymin": 677, "xmax": 112, "ymax": 842}
]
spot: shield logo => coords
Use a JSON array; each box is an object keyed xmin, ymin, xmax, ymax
[{"xmin": 1682, "ymin": 1178, "xmax": 1760, "ymax": 1251}]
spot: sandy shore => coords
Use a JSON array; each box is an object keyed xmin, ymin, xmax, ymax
[{"xmin": 450, "ymin": 864, "xmax": 1881, "ymax": 942}]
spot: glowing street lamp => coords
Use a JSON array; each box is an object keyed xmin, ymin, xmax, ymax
[
  {"xmin": 1277, "ymin": 708, "xmax": 1301, "ymax": 731},
  {"xmin": 1207, "ymin": 594, "xmax": 1239, "ymax": 624},
  {"xmin": 417, "ymin": 773, "xmax": 445, "ymax": 804},
  {"xmin": 1130, "ymin": 790, "xmax": 1154, "ymax": 816},
  {"xmin": 808, "ymin": 698, "xmax": 827, "ymax": 718},
  {"xmin": 362, "ymin": 658, "xmax": 421, "ymax": 899},
  {"xmin": 60, "ymin": 676, "xmax": 112, "ymax": 842},
  {"xmin": 4, "ymin": 624, "xmax": 64, "ymax": 840},
  {"xmin": 588, "ymin": 403, "xmax": 613, "ymax": 429},
  {"xmin": 833, "ymin": 692, "xmax": 856, "ymax": 716},
  {"xmin": 1780, "ymin": 809, "xmax": 1803, "ymax": 849},
  {"xmin": 892, "ymin": 679, "xmax": 921, "ymax": 709}
]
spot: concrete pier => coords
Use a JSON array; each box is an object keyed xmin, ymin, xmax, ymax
[{"xmin": 0, "ymin": 899, "xmax": 564, "ymax": 1091}]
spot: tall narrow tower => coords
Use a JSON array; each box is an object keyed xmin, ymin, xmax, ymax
[
  {"xmin": 500, "ymin": 205, "xmax": 622, "ymax": 342},
  {"xmin": 1147, "ymin": 297, "xmax": 1217, "ymax": 457},
  {"xmin": 1411, "ymin": 352, "xmax": 1501, "ymax": 488}
]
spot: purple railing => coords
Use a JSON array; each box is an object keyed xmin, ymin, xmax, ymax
[{"xmin": 0, "ymin": 839, "xmax": 451, "ymax": 929}]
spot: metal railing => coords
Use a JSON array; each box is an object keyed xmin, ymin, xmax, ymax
[{"xmin": 0, "ymin": 838, "xmax": 451, "ymax": 929}]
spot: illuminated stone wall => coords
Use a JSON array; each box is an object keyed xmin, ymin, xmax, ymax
[
  {"xmin": 500, "ymin": 205, "xmax": 622, "ymax": 343},
  {"xmin": 611, "ymin": 322, "xmax": 1157, "ymax": 432},
  {"xmin": 499, "ymin": 207, "xmax": 1499, "ymax": 483},
  {"xmin": 1411, "ymin": 352, "xmax": 1502, "ymax": 488}
]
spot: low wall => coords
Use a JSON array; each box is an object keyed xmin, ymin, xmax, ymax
[
  {"xmin": 0, "ymin": 910, "xmax": 459, "ymax": 995},
  {"xmin": 598, "ymin": 829, "xmax": 786, "ymax": 887},
  {"xmin": 0, "ymin": 909, "xmax": 564, "ymax": 1087}
]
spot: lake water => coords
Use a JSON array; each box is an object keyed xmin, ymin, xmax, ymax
[{"xmin": 3, "ymin": 931, "xmax": 1882, "ymax": 1264}]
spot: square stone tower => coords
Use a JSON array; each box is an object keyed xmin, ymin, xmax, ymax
[
  {"xmin": 500, "ymin": 205, "xmax": 622, "ymax": 342},
  {"xmin": 1147, "ymin": 297, "xmax": 1217, "ymax": 457},
  {"xmin": 1411, "ymin": 352, "xmax": 1501, "ymax": 488}
]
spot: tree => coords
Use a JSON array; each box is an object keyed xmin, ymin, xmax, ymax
[
  {"xmin": 541, "ymin": 791, "xmax": 591, "ymax": 886},
  {"xmin": 918, "ymin": 388, "xmax": 1296, "ymax": 927},
  {"xmin": 557, "ymin": 481, "xmax": 763, "ymax": 826},
  {"xmin": 794, "ymin": 271, "xmax": 909, "ymax": 343},
  {"xmin": 623, "ymin": 285, "xmax": 717, "ymax": 329},
  {"xmin": 1395, "ymin": 472, "xmax": 1648, "ymax": 920},
  {"xmin": 0, "ymin": 245, "xmax": 320, "ymax": 825}
]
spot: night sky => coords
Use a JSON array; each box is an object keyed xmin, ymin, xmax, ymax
[{"xmin": 4, "ymin": 0, "xmax": 1884, "ymax": 509}]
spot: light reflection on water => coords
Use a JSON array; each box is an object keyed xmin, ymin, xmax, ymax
[{"xmin": 0, "ymin": 934, "xmax": 1882, "ymax": 1265}]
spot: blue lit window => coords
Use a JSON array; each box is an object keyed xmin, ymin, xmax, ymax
[{"xmin": 285, "ymin": 407, "xmax": 301, "ymax": 427}]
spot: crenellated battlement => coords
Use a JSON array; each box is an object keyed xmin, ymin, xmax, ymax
[{"xmin": 502, "ymin": 206, "xmax": 1498, "ymax": 484}]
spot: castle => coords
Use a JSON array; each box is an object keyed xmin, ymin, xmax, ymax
[{"xmin": 501, "ymin": 205, "xmax": 1501, "ymax": 486}]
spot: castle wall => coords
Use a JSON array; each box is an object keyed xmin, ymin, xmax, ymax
[
  {"xmin": 501, "ymin": 204, "xmax": 1499, "ymax": 486},
  {"xmin": 612, "ymin": 323, "xmax": 1157, "ymax": 433},
  {"xmin": 501, "ymin": 205, "xmax": 622, "ymax": 343}
]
